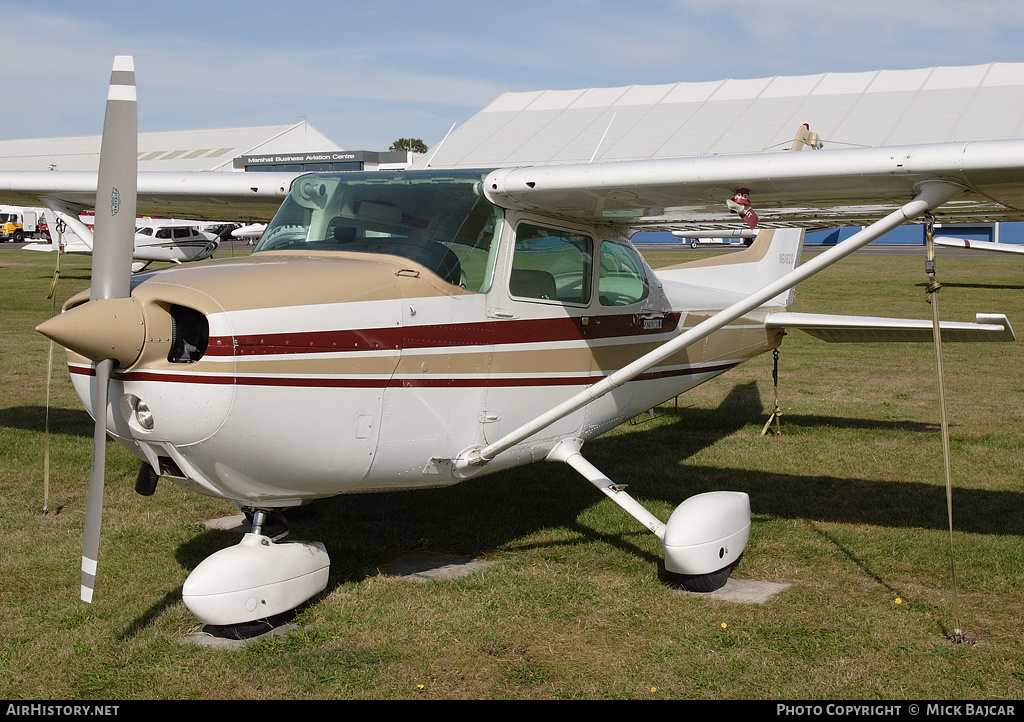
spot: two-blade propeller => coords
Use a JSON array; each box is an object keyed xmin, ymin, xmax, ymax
[{"xmin": 46, "ymin": 57, "xmax": 138, "ymax": 603}]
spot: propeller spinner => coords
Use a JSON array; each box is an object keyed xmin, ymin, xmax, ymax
[{"xmin": 38, "ymin": 56, "xmax": 138, "ymax": 603}]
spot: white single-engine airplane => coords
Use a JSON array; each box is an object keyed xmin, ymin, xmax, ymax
[
  {"xmin": 129, "ymin": 219, "xmax": 221, "ymax": 268},
  {"xmin": 24, "ymin": 214, "xmax": 223, "ymax": 270},
  {"xmin": 3, "ymin": 58, "xmax": 1024, "ymax": 626}
]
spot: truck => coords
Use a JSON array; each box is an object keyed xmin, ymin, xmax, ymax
[{"xmin": 0, "ymin": 209, "xmax": 49, "ymax": 242}]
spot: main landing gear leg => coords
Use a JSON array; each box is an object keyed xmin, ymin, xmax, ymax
[{"xmin": 547, "ymin": 438, "xmax": 750, "ymax": 593}]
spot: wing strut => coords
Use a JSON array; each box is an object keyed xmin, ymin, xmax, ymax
[{"xmin": 456, "ymin": 180, "xmax": 965, "ymax": 474}]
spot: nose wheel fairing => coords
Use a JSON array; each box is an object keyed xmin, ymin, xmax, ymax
[{"xmin": 182, "ymin": 533, "xmax": 330, "ymax": 626}]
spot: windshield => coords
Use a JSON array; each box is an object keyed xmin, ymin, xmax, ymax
[{"xmin": 254, "ymin": 169, "xmax": 502, "ymax": 292}]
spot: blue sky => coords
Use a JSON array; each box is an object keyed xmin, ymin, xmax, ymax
[{"xmin": 5, "ymin": 0, "xmax": 1024, "ymax": 152}]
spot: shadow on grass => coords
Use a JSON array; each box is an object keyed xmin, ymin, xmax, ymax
[
  {"xmin": 44, "ymin": 273, "xmax": 92, "ymax": 283},
  {"xmin": 590, "ymin": 408, "xmax": 1024, "ymax": 538},
  {"xmin": 0, "ymin": 406, "xmax": 94, "ymax": 437},
  {"xmin": 120, "ymin": 588, "xmax": 183, "ymax": 641}
]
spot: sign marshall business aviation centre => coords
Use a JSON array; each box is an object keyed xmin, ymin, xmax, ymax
[{"xmin": 235, "ymin": 150, "xmax": 410, "ymax": 172}]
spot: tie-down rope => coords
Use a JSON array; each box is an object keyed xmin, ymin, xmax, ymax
[{"xmin": 924, "ymin": 213, "xmax": 964, "ymax": 644}]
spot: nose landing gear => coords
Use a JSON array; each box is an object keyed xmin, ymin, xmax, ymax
[{"xmin": 182, "ymin": 506, "xmax": 330, "ymax": 626}]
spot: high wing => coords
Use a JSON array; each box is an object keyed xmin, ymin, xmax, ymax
[
  {"xmin": 4, "ymin": 139, "xmax": 1024, "ymax": 231},
  {"xmin": 481, "ymin": 139, "xmax": 1024, "ymax": 233},
  {"xmin": 5, "ymin": 126, "xmax": 1022, "ymax": 354},
  {"xmin": 0, "ymin": 170, "xmax": 300, "ymax": 223}
]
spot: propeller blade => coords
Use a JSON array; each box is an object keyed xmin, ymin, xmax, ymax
[
  {"xmin": 82, "ymin": 359, "xmax": 113, "ymax": 602},
  {"xmin": 91, "ymin": 55, "xmax": 137, "ymax": 302},
  {"xmin": 80, "ymin": 56, "xmax": 138, "ymax": 604}
]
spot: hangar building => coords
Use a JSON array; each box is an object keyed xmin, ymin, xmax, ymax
[
  {"xmin": 0, "ymin": 121, "xmax": 414, "ymax": 174},
  {"xmin": 416, "ymin": 62, "xmax": 1024, "ymax": 245}
]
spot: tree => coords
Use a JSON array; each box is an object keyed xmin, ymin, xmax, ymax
[{"xmin": 389, "ymin": 138, "xmax": 429, "ymax": 153}]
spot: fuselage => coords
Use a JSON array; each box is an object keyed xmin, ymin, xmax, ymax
[{"xmin": 59, "ymin": 169, "xmax": 785, "ymax": 507}]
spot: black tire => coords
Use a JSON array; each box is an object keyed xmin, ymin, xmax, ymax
[
  {"xmin": 13, "ymin": 230, "xmax": 23, "ymax": 243},
  {"xmin": 665, "ymin": 563, "xmax": 734, "ymax": 593}
]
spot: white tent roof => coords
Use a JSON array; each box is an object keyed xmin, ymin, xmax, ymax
[
  {"xmin": 0, "ymin": 121, "xmax": 340, "ymax": 172},
  {"xmin": 416, "ymin": 63, "xmax": 1024, "ymax": 169}
]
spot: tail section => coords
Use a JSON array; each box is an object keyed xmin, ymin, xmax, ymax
[
  {"xmin": 654, "ymin": 227, "xmax": 805, "ymax": 309},
  {"xmin": 651, "ymin": 124, "xmax": 818, "ymax": 309}
]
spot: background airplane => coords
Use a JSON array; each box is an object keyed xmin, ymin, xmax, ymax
[
  {"xmin": 129, "ymin": 218, "xmax": 222, "ymax": 268},
  {"xmin": 230, "ymin": 222, "xmax": 266, "ymax": 244},
  {"xmin": 24, "ymin": 214, "xmax": 227, "ymax": 270},
  {"xmin": 671, "ymin": 229, "xmax": 758, "ymax": 248}
]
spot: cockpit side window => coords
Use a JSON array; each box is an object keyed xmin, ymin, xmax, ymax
[
  {"xmin": 510, "ymin": 223, "xmax": 593, "ymax": 305},
  {"xmin": 598, "ymin": 241, "xmax": 649, "ymax": 306}
]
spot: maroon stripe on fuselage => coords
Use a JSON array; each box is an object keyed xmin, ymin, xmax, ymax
[{"xmin": 206, "ymin": 312, "xmax": 683, "ymax": 356}]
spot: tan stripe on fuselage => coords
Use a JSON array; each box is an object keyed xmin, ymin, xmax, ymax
[{"xmin": 655, "ymin": 228, "xmax": 775, "ymax": 271}]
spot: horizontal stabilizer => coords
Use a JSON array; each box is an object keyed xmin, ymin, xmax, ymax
[
  {"xmin": 765, "ymin": 312, "xmax": 1015, "ymax": 343},
  {"xmin": 935, "ymin": 238, "xmax": 1024, "ymax": 255}
]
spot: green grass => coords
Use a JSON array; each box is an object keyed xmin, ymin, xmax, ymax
[{"xmin": 2, "ymin": 246, "xmax": 1023, "ymax": 699}]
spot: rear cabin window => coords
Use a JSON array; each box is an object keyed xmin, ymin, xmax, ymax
[{"xmin": 510, "ymin": 223, "xmax": 593, "ymax": 305}]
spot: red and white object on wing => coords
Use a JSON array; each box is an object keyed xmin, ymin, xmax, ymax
[{"xmin": 727, "ymin": 189, "xmax": 759, "ymax": 230}]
